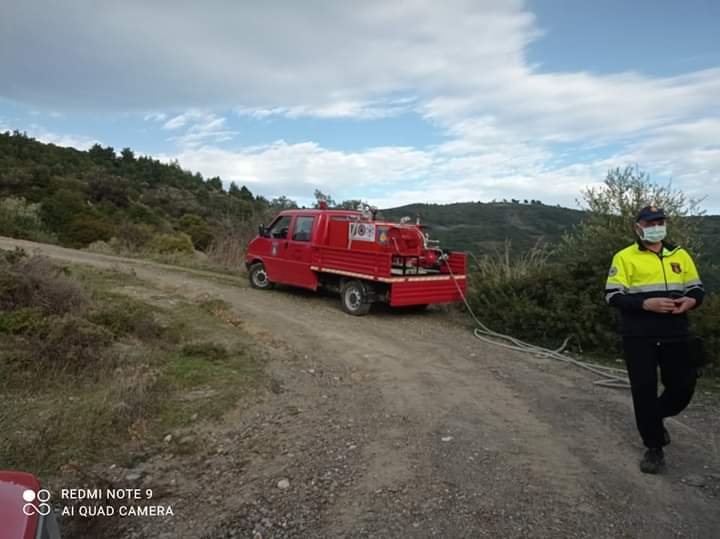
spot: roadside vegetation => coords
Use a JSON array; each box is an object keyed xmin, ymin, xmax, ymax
[
  {"xmin": 466, "ymin": 167, "xmax": 720, "ymax": 382},
  {"xmin": 0, "ymin": 130, "xmax": 285, "ymax": 270},
  {"xmin": 0, "ymin": 247, "xmax": 264, "ymax": 475}
]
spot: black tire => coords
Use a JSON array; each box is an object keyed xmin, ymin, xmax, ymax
[
  {"xmin": 340, "ymin": 280, "xmax": 372, "ymax": 316},
  {"xmin": 249, "ymin": 262, "xmax": 274, "ymax": 290}
]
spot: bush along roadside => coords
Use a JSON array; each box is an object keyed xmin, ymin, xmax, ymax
[{"xmin": 466, "ymin": 168, "xmax": 719, "ymax": 379}]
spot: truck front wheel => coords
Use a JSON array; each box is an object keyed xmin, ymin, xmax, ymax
[
  {"xmin": 340, "ymin": 280, "xmax": 372, "ymax": 316},
  {"xmin": 249, "ymin": 262, "xmax": 274, "ymax": 290}
]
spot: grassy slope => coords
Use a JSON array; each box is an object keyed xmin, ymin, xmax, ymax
[{"xmin": 0, "ymin": 256, "xmax": 264, "ymax": 475}]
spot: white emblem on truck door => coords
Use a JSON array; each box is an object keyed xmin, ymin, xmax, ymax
[
  {"xmin": 349, "ymin": 223, "xmax": 376, "ymax": 242},
  {"xmin": 272, "ymin": 242, "xmax": 278, "ymax": 256}
]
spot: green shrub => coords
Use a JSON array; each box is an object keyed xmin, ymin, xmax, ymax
[
  {"xmin": 61, "ymin": 213, "xmax": 115, "ymax": 247},
  {"xmin": 178, "ymin": 213, "xmax": 212, "ymax": 251},
  {"xmin": 468, "ymin": 253, "xmax": 617, "ymax": 353},
  {"xmin": 0, "ymin": 307, "xmax": 45, "ymax": 335},
  {"xmin": 113, "ymin": 221, "xmax": 155, "ymax": 250},
  {"xmin": 88, "ymin": 296, "xmax": 164, "ymax": 340},
  {"xmin": 149, "ymin": 232, "xmax": 194, "ymax": 254},
  {"xmin": 691, "ymin": 294, "xmax": 720, "ymax": 376},
  {"xmin": 34, "ymin": 315, "xmax": 113, "ymax": 371},
  {"xmin": 181, "ymin": 341, "xmax": 229, "ymax": 360},
  {"xmin": 0, "ymin": 196, "xmax": 56, "ymax": 242}
]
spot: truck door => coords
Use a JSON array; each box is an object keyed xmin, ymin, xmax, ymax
[
  {"xmin": 282, "ymin": 215, "xmax": 318, "ymax": 289},
  {"xmin": 263, "ymin": 214, "xmax": 293, "ymax": 283}
]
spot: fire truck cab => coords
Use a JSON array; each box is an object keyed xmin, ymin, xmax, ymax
[{"xmin": 245, "ymin": 207, "xmax": 467, "ymax": 315}]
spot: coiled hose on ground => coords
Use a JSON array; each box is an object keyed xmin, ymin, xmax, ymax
[{"xmin": 443, "ymin": 254, "xmax": 631, "ymax": 389}]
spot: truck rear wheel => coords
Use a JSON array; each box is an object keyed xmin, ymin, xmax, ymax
[
  {"xmin": 340, "ymin": 280, "xmax": 372, "ymax": 316},
  {"xmin": 249, "ymin": 262, "xmax": 274, "ymax": 290}
]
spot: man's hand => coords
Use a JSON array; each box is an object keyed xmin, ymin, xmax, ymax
[
  {"xmin": 671, "ymin": 296, "xmax": 697, "ymax": 314},
  {"xmin": 642, "ymin": 298, "xmax": 677, "ymax": 313}
]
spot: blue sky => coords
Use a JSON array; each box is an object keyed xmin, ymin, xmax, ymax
[{"xmin": 1, "ymin": 0, "xmax": 719, "ymax": 211}]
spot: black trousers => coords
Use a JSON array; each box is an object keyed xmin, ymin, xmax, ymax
[{"xmin": 623, "ymin": 337, "xmax": 697, "ymax": 449}]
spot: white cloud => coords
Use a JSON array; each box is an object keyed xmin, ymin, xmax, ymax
[
  {"xmin": 162, "ymin": 111, "xmax": 213, "ymax": 130},
  {"xmin": 159, "ymin": 131, "xmax": 611, "ymax": 210},
  {"xmin": 23, "ymin": 123, "xmax": 99, "ymax": 150},
  {"xmin": 144, "ymin": 112, "xmax": 167, "ymax": 122},
  {"xmin": 607, "ymin": 119, "xmax": 720, "ymax": 204},
  {"xmin": 157, "ymin": 111, "xmax": 239, "ymax": 147},
  {"xmin": 2, "ymin": 1, "xmax": 720, "ymax": 210},
  {"xmin": 235, "ymin": 96, "xmax": 417, "ymax": 120},
  {"xmin": 160, "ymin": 140, "xmax": 433, "ymax": 197},
  {"xmin": 0, "ymin": 1, "xmax": 534, "ymax": 110}
]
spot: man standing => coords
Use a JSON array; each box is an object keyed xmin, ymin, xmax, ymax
[{"xmin": 605, "ymin": 206, "xmax": 704, "ymax": 473}]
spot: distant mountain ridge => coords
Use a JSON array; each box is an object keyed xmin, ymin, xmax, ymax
[{"xmin": 382, "ymin": 202, "xmax": 720, "ymax": 263}]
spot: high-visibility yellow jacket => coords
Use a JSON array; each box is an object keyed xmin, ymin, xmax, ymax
[{"xmin": 605, "ymin": 240, "xmax": 704, "ymax": 337}]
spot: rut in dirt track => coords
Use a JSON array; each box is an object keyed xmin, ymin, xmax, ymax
[{"xmin": 2, "ymin": 236, "xmax": 719, "ymax": 538}]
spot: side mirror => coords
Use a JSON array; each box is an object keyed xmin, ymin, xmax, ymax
[{"xmin": 258, "ymin": 225, "xmax": 268, "ymax": 237}]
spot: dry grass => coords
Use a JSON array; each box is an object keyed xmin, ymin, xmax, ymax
[
  {"xmin": 469, "ymin": 239, "xmax": 549, "ymax": 283},
  {"xmin": 0, "ymin": 249, "xmax": 263, "ymax": 475},
  {"xmin": 0, "ymin": 255, "xmax": 88, "ymax": 314}
]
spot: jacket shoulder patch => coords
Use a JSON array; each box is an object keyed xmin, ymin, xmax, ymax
[
  {"xmin": 608, "ymin": 266, "xmax": 618, "ymax": 277},
  {"xmin": 670, "ymin": 262, "xmax": 682, "ymax": 274}
]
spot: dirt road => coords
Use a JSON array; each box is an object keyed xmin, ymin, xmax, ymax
[{"xmin": 2, "ymin": 237, "xmax": 719, "ymax": 538}]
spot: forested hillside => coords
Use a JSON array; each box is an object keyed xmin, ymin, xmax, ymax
[
  {"xmin": 1, "ymin": 130, "xmax": 718, "ymax": 266},
  {"xmin": 0, "ymin": 131, "xmax": 291, "ymax": 260},
  {"xmin": 384, "ymin": 202, "xmax": 720, "ymax": 264},
  {"xmin": 382, "ymin": 201, "xmax": 584, "ymax": 255}
]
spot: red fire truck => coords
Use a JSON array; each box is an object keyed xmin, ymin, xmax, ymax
[
  {"xmin": 0, "ymin": 470, "xmax": 61, "ymax": 539},
  {"xmin": 245, "ymin": 205, "xmax": 467, "ymax": 315}
]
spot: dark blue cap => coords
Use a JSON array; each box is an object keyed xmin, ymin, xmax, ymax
[{"xmin": 636, "ymin": 206, "xmax": 666, "ymax": 222}]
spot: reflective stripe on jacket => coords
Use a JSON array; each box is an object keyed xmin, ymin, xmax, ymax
[{"xmin": 605, "ymin": 241, "xmax": 704, "ymax": 337}]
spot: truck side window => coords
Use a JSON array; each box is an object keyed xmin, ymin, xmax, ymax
[
  {"xmin": 269, "ymin": 216, "xmax": 292, "ymax": 239},
  {"xmin": 292, "ymin": 216, "xmax": 314, "ymax": 242}
]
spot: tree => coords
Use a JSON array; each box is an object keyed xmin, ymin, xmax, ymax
[
  {"xmin": 87, "ymin": 175, "xmax": 130, "ymax": 207},
  {"xmin": 239, "ymin": 185, "xmax": 254, "ymax": 202},
  {"xmin": 556, "ymin": 165, "xmax": 704, "ymax": 266},
  {"xmin": 468, "ymin": 165, "xmax": 714, "ymax": 359},
  {"xmin": 337, "ymin": 199, "xmax": 365, "ymax": 210},
  {"xmin": 40, "ymin": 188, "xmax": 86, "ymax": 230},
  {"xmin": 228, "ymin": 182, "xmax": 241, "ymax": 197},
  {"xmin": 207, "ymin": 177, "xmax": 223, "ymax": 191},
  {"xmin": 120, "ymin": 148, "xmax": 135, "ymax": 162},
  {"xmin": 313, "ymin": 189, "xmax": 336, "ymax": 208},
  {"xmin": 548, "ymin": 165, "xmax": 706, "ymax": 349},
  {"xmin": 88, "ymin": 144, "xmax": 116, "ymax": 165},
  {"xmin": 270, "ymin": 196, "xmax": 298, "ymax": 210}
]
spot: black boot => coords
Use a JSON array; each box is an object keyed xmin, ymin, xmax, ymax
[
  {"xmin": 663, "ymin": 426, "xmax": 671, "ymax": 447},
  {"xmin": 640, "ymin": 448, "xmax": 665, "ymax": 474}
]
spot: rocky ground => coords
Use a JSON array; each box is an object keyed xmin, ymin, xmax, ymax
[{"xmin": 2, "ymin": 236, "xmax": 718, "ymax": 538}]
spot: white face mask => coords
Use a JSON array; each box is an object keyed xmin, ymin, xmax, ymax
[{"xmin": 638, "ymin": 224, "xmax": 667, "ymax": 243}]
